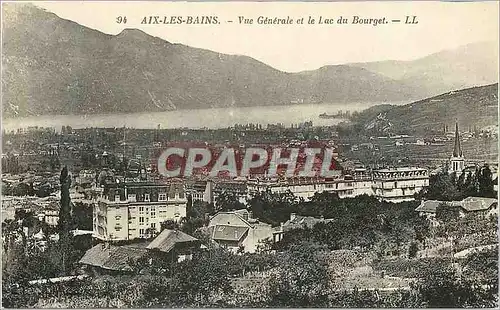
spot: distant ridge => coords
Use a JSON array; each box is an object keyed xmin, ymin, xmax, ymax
[
  {"xmin": 352, "ymin": 83, "xmax": 499, "ymax": 136},
  {"xmin": 2, "ymin": 3, "xmax": 498, "ymax": 117}
]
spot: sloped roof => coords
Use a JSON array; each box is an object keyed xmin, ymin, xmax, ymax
[
  {"xmin": 459, "ymin": 197, "xmax": 497, "ymax": 212},
  {"xmin": 415, "ymin": 200, "xmax": 443, "ymax": 213},
  {"xmin": 415, "ymin": 197, "xmax": 497, "ymax": 213},
  {"xmin": 79, "ymin": 244, "xmax": 147, "ymax": 271},
  {"xmin": 210, "ymin": 210, "xmax": 254, "ymax": 228},
  {"xmin": 146, "ymin": 229, "xmax": 198, "ymax": 253},
  {"xmin": 283, "ymin": 215, "xmax": 333, "ymax": 230},
  {"xmin": 452, "ymin": 122, "xmax": 463, "ymax": 157},
  {"xmin": 212, "ymin": 225, "xmax": 249, "ymax": 242},
  {"xmin": 214, "ymin": 181, "xmax": 247, "ymax": 192}
]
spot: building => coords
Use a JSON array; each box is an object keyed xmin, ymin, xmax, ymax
[
  {"xmin": 246, "ymin": 167, "xmax": 428, "ymax": 203},
  {"xmin": 247, "ymin": 174, "xmax": 372, "ymax": 201},
  {"xmin": 93, "ymin": 180, "xmax": 187, "ymax": 241},
  {"xmin": 187, "ymin": 179, "xmax": 248, "ymax": 208},
  {"xmin": 208, "ymin": 209, "xmax": 273, "ymax": 253},
  {"xmin": 80, "ymin": 229, "xmax": 200, "ymax": 275},
  {"xmin": 37, "ymin": 209, "xmax": 59, "ymax": 226},
  {"xmin": 272, "ymin": 213, "xmax": 334, "ymax": 242},
  {"xmin": 1, "ymin": 195, "xmax": 63, "ymax": 226},
  {"xmin": 146, "ymin": 229, "xmax": 200, "ymax": 262},
  {"xmin": 79, "ymin": 243, "xmax": 149, "ymax": 275},
  {"xmin": 371, "ymin": 167, "xmax": 429, "ymax": 203},
  {"xmin": 185, "ymin": 180, "xmax": 209, "ymax": 203},
  {"xmin": 416, "ymin": 196, "xmax": 498, "ymax": 225},
  {"xmin": 76, "ymin": 169, "xmax": 97, "ymax": 188},
  {"xmin": 449, "ymin": 122, "xmax": 465, "ymax": 176}
]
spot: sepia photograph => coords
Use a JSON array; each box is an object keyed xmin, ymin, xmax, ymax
[{"xmin": 1, "ymin": 1, "xmax": 499, "ymax": 308}]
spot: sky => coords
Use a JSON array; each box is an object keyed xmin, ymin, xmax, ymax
[{"xmin": 10, "ymin": 1, "xmax": 500, "ymax": 72}]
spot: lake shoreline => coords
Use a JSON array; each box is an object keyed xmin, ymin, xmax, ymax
[{"xmin": 1, "ymin": 102, "xmax": 396, "ymax": 132}]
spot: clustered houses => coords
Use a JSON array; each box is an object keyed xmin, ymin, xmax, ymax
[
  {"xmin": 93, "ymin": 179, "xmax": 187, "ymax": 241},
  {"xmin": 415, "ymin": 196, "xmax": 498, "ymax": 226},
  {"xmin": 181, "ymin": 122, "xmax": 500, "ymax": 204},
  {"xmin": 1, "ymin": 195, "xmax": 65, "ymax": 227}
]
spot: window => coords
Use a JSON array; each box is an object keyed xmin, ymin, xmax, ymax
[
  {"xmin": 145, "ymin": 194, "xmax": 150, "ymax": 201},
  {"xmin": 115, "ymin": 195, "xmax": 121, "ymax": 201},
  {"xmin": 139, "ymin": 217, "xmax": 144, "ymax": 225},
  {"xmin": 139, "ymin": 229, "xmax": 144, "ymax": 235},
  {"xmin": 151, "ymin": 207, "xmax": 156, "ymax": 218},
  {"xmin": 151, "ymin": 223, "xmax": 156, "ymax": 229},
  {"xmin": 159, "ymin": 193, "xmax": 167, "ymax": 201},
  {"xmin": 139, "ymin": 206, "xmax": 144, "ymax": 214},
  {"xmin": 115, "ymin": 215, "xmax": 121, "ymax": 220}
]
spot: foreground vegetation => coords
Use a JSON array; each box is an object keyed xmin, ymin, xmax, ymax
[{"xmin": 2, "ymin": 172, "xmax": 498, "ymax": 308}]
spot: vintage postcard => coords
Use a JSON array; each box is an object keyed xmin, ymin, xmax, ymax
[{"xmin": 1, "ymin": 1, "xmax": 499, "ymax": 308}]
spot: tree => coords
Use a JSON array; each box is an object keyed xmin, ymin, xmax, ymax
[
  {"xmin": 414, "ymin": 264, "xmax": 497, "ymax": 308},
  {"xmin": 477, "ymin": 165, "xmax": 495, "ymax": 198},
  {"xmin": 160, "ymin": 220, "xmax": 179, "ymax": 231},
  {"xmin": 435, "ymin": 203, "xmax": 460, "ymax": 224},
  {"xmin": 11, "ymin": 182, "xmax": 33, "ymax": 196},
  {"xmin": 58, "ymin": 166, "xmax": 73, "ymax": 274},
  {"xmin": 462, "ymin": 247, "xmax": 498, "ymax": 294},
  {"xmin": 408, "ymin": 242, "xmax": 418, "ymax": 258},
  {"xmin": 215, "ymin": 191, "xmax": 244, "ymax": 212},
  {"xmin": 72, "ymin": 202, "xmax": 93, "ymax": 230},
  {"xmin": 268, "ymin": 241, "xmax": 331, "ymax": 307},
  {"xmin": 425, "ymin": 169, "xmax": 461, "ymax": 201},
  {"xmin": 172, "ymin": 247, "xmax": 234, "ymax": 305}
]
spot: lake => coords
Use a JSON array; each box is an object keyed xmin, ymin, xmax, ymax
[{"xmin": 2, "ymin": 102, "xmax": 396, "ymax": 131}]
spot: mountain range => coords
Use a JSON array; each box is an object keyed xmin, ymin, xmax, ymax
[{"xmin": 2, "ymin": 4, "xmax": 499, "ymax": 118}]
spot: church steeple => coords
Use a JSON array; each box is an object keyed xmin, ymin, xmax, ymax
[
  {"xmin": 452, "ymin": 121, "xmax": 463, "ymax": 157},
  {"xmin": 449, "ymin": 121, "xmax": 465, "ymax": 176}
]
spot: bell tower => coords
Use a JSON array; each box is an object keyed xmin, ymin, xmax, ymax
[{"xmin": 449, "ymin": 121, "xmax": 465, "ymax": 176}]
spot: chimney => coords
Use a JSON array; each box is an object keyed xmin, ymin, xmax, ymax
[
  {"xmin": 248, "ymin": 211, "xmax": 253, "ymax": 220},
  {"xmin": 290, "ymin": 213, "xmax": 297, "ymax": 221}
]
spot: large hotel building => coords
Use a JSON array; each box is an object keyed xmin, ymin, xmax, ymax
[{"xmin": 93, "ymin": 180, "xmax": 187, "ymax": 241}]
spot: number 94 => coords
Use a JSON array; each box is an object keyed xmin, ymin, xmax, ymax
[{"xmin": 116, "ymin": 16, "xmax": 127, "ymax": 24}]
